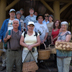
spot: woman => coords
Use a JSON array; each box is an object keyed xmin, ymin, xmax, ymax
[
  {"xmin": 51, "ymin": 20, "xmax": 61, "ymax": 44},
  {"xmin": 56, "ymin": 21, "xmax": 71, "ymax": 72},
  {"xmin": 20, "ymin": 21, "xmax": 40, "ymax": 72},
  {"xmin": 47, "ymin": 15, "xmax": 54, "ymax": 45}
]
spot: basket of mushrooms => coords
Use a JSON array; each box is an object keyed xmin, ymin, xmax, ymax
[{"xmin": 55, "ymin": 41, "xmax": 72, "ymax": 51}]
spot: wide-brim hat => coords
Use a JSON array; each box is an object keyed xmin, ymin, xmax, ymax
[{"xmin": 36, "ymin": 14, "xmax": 44, "ymax": 20}]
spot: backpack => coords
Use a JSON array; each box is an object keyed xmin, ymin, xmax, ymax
[
  {"xmin": 24, "ymin": 31, "xmax": 38, "ymax": 38},
  {"xmin": 4, "ymin": 30, "xmax": 11, "ymax": 49}
]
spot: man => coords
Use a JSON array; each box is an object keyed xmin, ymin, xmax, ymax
[
  {"xmin": 24, "ymin": 8, "xmax": 37, "ymax": 30},
  {"xmin": 20, "ymin": 8, "xmax": 25, "ymax": 21},
  {"xmin": 34, "ymin": 14, "xmax": 49, "ymax": 68},
  {"xmin": 0, "ymin": 9, "xmax": 21, "ymax": 71},
  {"xmin": 43, "ymin": 13, "xmax": 49, "ymax": 24},
  {"xmin": 34, "ymin": 14, "xmax": 49, "ymax": 49},
  {"xmin": 4, "ymin": 19, "xmax": 22, "ymax": 72}
]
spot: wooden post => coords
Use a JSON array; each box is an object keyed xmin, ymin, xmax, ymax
[
  {"xmin": 0, "ymin": 0, "xmax": 6, "ymax": 28},
  {"xmin": 53, "ymin": 1, "xmax": 60, "ymax": 20}
]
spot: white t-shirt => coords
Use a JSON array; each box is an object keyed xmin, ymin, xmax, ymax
[
  {"xmin": 8, "ymin": 20, "xmax": 13, "ymax": 30},
  {"xmin": 34, "ymin": 22, "xmax": 49, "ymax": 41}
]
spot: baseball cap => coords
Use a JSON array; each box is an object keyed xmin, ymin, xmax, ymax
[
  {"xmin": 9, "ymin": 9, "xmax": 15, "ymax": 13},
  {"xmin": 16, "ymin": 11, "xmax": 21, "ymax": 15},
  {"xmin": 28, "ymin": 21, "xmax": 34, "ymax": 26},
  {"xmin": 20, "ymin": 8, "xmax": 24, "ymax": 11}
]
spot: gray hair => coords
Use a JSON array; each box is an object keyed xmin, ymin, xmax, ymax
[
  {"xmin": 13, "ymin": 19, "xmax": 19, "ymax": 24},
  {"xmin": 61, "ymin": 21, "xmax": 68, "ymax": 28}
]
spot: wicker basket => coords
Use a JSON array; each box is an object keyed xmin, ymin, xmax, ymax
[
  {"xmin": 55, "ymin": 41, "xmax": 72, "ymax": 51},
  {"xmin": 22, "ymin": 51, "xmax": 38, "ymax": 72},
  {"xmin": 38, "ymin": 43, "xmax": 50, "ymax": 60},
  {"xmin": 22, "ymin": 61, "xmax": 38, "ymax": 72},
  {"xmin": 48, "ymin": 44, "xmax": 56, "ymax": 54}
]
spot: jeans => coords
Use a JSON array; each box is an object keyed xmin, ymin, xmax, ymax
[{"xmin": 57, "ymin": 57, "xmax": 71, "ymax": 72}]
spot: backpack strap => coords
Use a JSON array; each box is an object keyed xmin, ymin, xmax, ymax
[
  {"xmin": 24, "ymin": 31, "xmax": 38, "ymax": 38},
  {"xmin": 34, "ymin": 32, "xmax": 38, "ymax": 37},
  {"xmin": 8, "ymin": 30, "xmax": 11, "ymax": 49},
  {"xmin": 24, "ymin": 31, "xmax": 27, "ymax": 38}
]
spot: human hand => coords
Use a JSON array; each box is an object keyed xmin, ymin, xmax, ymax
[
  {"xmin": 61, "ymin": 40, "xmax": 66, "ymax": 42},
  {"xmin": 51, "ymin": 42, "xmax": 54, "ymax": 45},
  {"xmin": 7, "ymin": 35, "xmax": 11, "ymax": 40},
  {"xmin": 4, "ymin": 38, "xmax": 7, "ymax": 42},
  {"xmin": 28, "ymin": 45, "xmax": 33, "ymax": 51},
  {"xmin": 57, "ymin": 40, "xmax": 61, "ymax": 42},
  {"xmin": 0, "ymin": 39, "xmax": 1, "ymax": 42}
]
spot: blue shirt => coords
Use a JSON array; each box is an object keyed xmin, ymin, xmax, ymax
[
  {"xmin": 0, "ymin": 18, "xmax": 21, "ymax": 42},
  {"xmin": 43, "ymin": 20, "xmax": 49, "ymax": 24}
]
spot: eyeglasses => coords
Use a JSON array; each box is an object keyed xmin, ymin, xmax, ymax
[{"xmin": 45, "ymin": 16, "xmax": 49, "ymax": 17}]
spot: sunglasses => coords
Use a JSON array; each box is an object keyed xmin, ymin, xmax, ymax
[{"xmin": 45, "ymin": 16, "xmax": 49, "ymax": 17}]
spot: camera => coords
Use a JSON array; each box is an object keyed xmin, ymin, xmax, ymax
[{"xmin": 32, "ymin": 48, "xmax": 35, "ymax": 52}]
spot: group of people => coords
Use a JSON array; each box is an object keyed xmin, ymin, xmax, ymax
[{"xmin": 0, "ymin": 7, "xmax": 71, "ymax": 72}]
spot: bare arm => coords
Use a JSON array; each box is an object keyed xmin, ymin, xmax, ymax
[
  {"xmin": 20, "ymin": 36, "xmax": 28, "ymax": 48},
  {"xmin": 4, "ymin": 31, "xmax": 11, "ymax": 43},
  {"xmin": 53, "ymin": 36, "xmax": 58, "ymax": 41},
  {"xmin": 66, "ymin": 35, "xmax": 71, "ymax": 42},
  {"xmin": 44, "ymin": 33, "xmax": 48, "ymax": 41}
]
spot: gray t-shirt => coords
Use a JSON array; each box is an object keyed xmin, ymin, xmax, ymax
[{"xmin": 5, "ymin": 30, "xmax": 22, "ymax": 50}]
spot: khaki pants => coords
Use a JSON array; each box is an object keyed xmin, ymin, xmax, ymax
[
  {"xmin": 6, "ymin": 49, "xmax": 22, "ymax": 72},
  {"xmin": 57, "ymin": 57, "xmax": 71, "ymax": 72}
]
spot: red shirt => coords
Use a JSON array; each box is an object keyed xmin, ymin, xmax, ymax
[{"xmin": 51, "ymin": 29, "xmax": 60, "ymax": 44}]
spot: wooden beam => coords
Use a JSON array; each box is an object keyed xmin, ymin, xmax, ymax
[
  {"xmin": 5, "ymin": 0, "xmax": 20, "ymax": 11},
  {"xmin": 69, "ymin": 15, "xmax": 72, "ymax": 19},
  {"xmin": 40, "ymin": 0, "xmax": 54, "ymax": 13},
  {"xmin": 64, "ymin": 8, "xmax": 72, "ymax": 19},
  {"xmin": 60, "ymin": 3, "xmax": 72, "ymax": 14},
  {"xmin": 35, "ymin": 0, "xmax": 72, "ymax": 3}
]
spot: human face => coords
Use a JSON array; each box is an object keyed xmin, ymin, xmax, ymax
[
  {"xmin": 38, "ymin": 16, "xmax": 43, "ymax": 23},
  {"xmin": 55, "ymin": 21, "xmax": 59, "ymax": 28},
  {"xmin": 29, "ymin": 9, "xmax": 34, "ymax": 14},
  {"xmin": 16, "ymin": 14, "xmax": 21, "ymax": 19},
  {"xmin": 44, "ymin": 14, "xmax": 49, "ymax": 20},
  {"xmin": 9, "ymin": 11, "xmax": 15, "ymax": 18},
  {"xmin": 27, "ymin": 24, "xmax": 34, "ymax": 32},
  {"xmin": 13, "ymin": 21, "xmax": 19, "ymax": 29},
  {"xmin": 34, "ymin": 12, "xmax": 38, "ymax": 16},
  {"xmin": 61, "ymin": 24, "xmax": 67, "ymax": 31},
  {"xmin": 49, "ymin": 16, "xmax": 53, "ymax": 22},
  {"xmin": 20, "ymin": 10, "xmax": 24, "ymax": 15}
]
